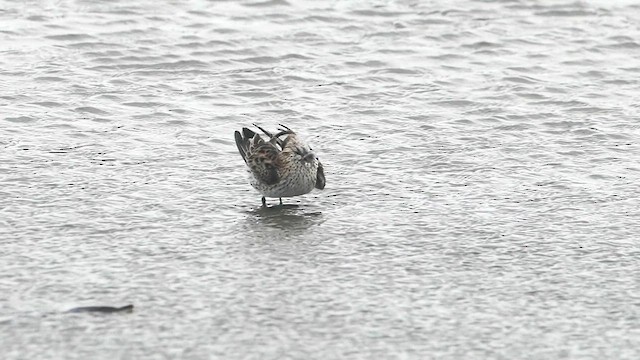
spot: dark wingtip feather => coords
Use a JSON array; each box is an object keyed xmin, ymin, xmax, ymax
[
  {"xmin": 253, "ymin": 123, "xmax": 273, "ymax": 137},
  {"xmin": 278, "ymin": 124, "xmax": 294, "ymax": 133},
  {"xmin": 242, "ymin": 127, "xmax": 256, "ymax": 139},
  {"xmin": 235, "ymin": 130, "xmax": 248, "ymax": 163}
]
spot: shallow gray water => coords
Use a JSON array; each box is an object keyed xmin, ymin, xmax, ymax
[{"xmin": 1, "ymin": 0, "xmax": 640, "ymax": 358}]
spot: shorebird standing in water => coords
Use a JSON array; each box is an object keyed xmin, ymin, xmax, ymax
[{"xmin": 234, "ymin": 124, "xmax": 325, "ymax": 206}]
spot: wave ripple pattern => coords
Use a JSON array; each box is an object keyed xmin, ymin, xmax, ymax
[{"xmin": 1, "ymin": 1, "xmax": 639, "ymax": 359}]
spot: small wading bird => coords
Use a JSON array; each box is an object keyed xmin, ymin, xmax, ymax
[{"xmin": 234, "ymin": 124, "xmax": 325, "ymax": 206}]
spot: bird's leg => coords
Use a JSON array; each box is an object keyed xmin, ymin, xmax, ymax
[
  {"xmin": 279, "ymin": 198, "xmax": 283, "ymax": 205},
  {"xmin": 262, "ymin": 197, "xmax": 266, "ymax": 207}
]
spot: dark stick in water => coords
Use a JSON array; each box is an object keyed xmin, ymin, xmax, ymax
[{"xmin": 66, "ymin": 304, "xmax": 134, "ymax": 313}]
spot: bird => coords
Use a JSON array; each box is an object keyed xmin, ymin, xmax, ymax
[{"xmin": 234, "ymin": 124, "xmax": 325, "ymax": 206}]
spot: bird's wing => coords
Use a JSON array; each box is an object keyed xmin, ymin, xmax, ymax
[
  {"xmin": 315, "ymin": 160, "xmax": 326, "ymax": 190},
  {"xmin": 247, "ymin": 131, "xmax": 281, "ymax": 185},
  {"xmin": 236, "ymin": 125, "xmax": 312, "ymax": 186},
  {"xmin": 234, "ymin": 127, "xmax": 257, "ymax": 164}
]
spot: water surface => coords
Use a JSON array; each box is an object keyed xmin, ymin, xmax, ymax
[{"xmin": 1, "ymin": 0, "xmax": 639, "ymax": 359}]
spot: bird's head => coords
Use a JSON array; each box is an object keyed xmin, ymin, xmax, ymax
[{"xmin": 293, "ymin": 145, "xmax": 316, "ymax": 165}]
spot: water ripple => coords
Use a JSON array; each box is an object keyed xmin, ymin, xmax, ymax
[{"xmin": 2, "ymin": 0, "xmax": 640, "ymax": 359}]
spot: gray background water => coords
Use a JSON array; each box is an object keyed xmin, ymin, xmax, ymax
[{"xmin": 1, "ymin": 0, "xmax": 639, "ymax": 358}]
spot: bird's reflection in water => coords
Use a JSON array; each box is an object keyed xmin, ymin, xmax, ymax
[{"xmin": 246, "ymin": 203, "xmax": 323, "ymax": 231}]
